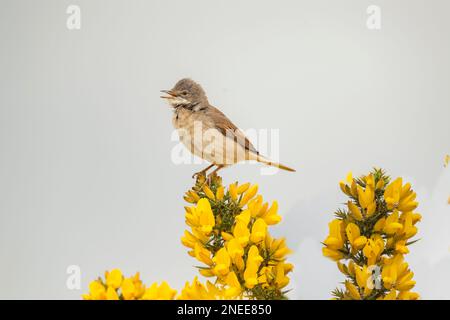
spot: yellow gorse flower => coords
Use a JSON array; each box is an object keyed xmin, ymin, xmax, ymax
[
  {"xmin": 239, "ymin": 184, "xmax": 258, "ymax": 207},
  {"xmin": 323, "ymin": 169, "xmax": 420, "ymax": 300},
  {"xmin": 345, "ymin": 223, "xmax": 367, "ymax": 251},
  {"xmin": 250, "ymin": 218, "xmax": 267, "ymax": 243},
  {"xmin": 197, "ymin": 198, "xmax": 216, "ymax": 235},
  {"xmin": 261, "ymin": 201, "xmax": 282, "ymax": 225},
  {"xmin": 141, "ymin": 281, "xmax": 177, "ymax": 300},
  {"xmin": 354, "ymin": 264, "xmax": 373, "ymax": 297},
  {"xmin": 363, "ymin": 236, "xmax": 384, "ymax": 266},
  {"xmin": 323, "ymin": 219, "xmax": 345, "ymax": 250},
  {"xmin": 225, "ymin": 272, "xmax": 242, "ymax": 297},
  {"xmin": 322, "ymin": 219, "xmax": 344, "ymax": 261},
  {"xmin": 83, "ymin": 280, "xmax": 106, "ymax": 300},
  {"xmin": 233, "ymin": 220, "xmax": 250, "ymax": 247},
  {"xmin": 178, "ymin": 276, "xmax": 224, "ymax": 300},
  {"xmin": 212, "ymin": 247, "xmax": 231, "ymax": 277},
  {"xmin": 105, "ymin": 268, "xmax": 123, "ymax": 289}
]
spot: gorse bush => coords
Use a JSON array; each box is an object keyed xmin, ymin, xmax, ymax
[
  {"xmin": 182, "ymin": 174, "xmax": 293, "ymax": 300},
  {"xmin": 83, "ymin": 174, "xmax": 293, "ymax": 300},
  {"xmin": 83, "ymin": 168, "xmax": 423, "ymax": 300},
  {"xmin": 322, "ymin": 169, "xmax": 420, "ymax": 300}
]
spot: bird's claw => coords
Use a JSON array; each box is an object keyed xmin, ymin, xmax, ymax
[{"xmin": 192, "ymin": 171, "xmax": 205, "ymax": 179}]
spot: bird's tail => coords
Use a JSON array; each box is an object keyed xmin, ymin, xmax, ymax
[{"xmin": 255, "ymin": 155, "xmax": 296, "ymax": 172}]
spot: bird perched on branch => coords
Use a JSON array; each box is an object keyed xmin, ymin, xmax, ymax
[{"xmin": 161, "ymin": 78, "xmax": 295, "ymax": 178}]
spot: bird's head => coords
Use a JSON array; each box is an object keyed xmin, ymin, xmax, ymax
[{"xmin": 160, "ymin": 78, "xmax": 207, "ymax": 108}]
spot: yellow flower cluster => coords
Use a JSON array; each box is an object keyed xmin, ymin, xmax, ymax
[
  {"xmin": 182, "ymin": 174, "xmax": 293, "ymax": 300},
  {"xmin": 82, "ymin": 269, "xmax": 177, "ymax": 300},
  {"xmin": 322, "ymin": 169, "xmax": 421, "ymax": 300},
  {"xmin": 83, "ymin": 269, "xmax": 233, "ymax": 300}
]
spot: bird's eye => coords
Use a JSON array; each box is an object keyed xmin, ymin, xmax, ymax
[{"xmin": 181, "ymin": 91, "xmax": 188, "ymax": 96}]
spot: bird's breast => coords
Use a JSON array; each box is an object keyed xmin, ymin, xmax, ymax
[
  {"xmin": 172, "ymin": 108, "xmax": 212, "ymax": 132},
  {"xmin": 172, "ymin": 108, "xmax": 189, "ymax": 130}
]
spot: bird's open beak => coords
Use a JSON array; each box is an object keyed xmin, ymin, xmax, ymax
[{"xmin": 160, "ymin": 90, "xmax": 177, "ymax": 99}]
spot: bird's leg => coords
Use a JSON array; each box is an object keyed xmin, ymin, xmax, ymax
[
  {"xmin": 192, "ymin": 163, "xmax": 215, "ymax": 179},
  {"xmin": 206, "ymin": 165, "xmax": 225, "ymax": 184}
]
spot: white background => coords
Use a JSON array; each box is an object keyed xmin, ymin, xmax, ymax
[{"xmin": 0, "ymin": 0, "xmax": 449, "ymax": 299}]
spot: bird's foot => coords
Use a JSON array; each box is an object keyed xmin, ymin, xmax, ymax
[
  {"xmin": 206, "ymin": 171, "xmax": 221, "ymax": 186},
  {"xmin": 205, "ymin": 174, "xmax": 213, "ymax": 185},
  {"xmin": 192, "ymin": 171, "xmax": 206, "ymax": 179},
  {"xmin": 192, "ymin": 164, "xmax": 215, "ymax": 179}
]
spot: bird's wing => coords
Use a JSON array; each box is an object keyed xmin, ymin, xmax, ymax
[{"xmin": 207, "ymin": 105, "xmax": 259, "ymax": 155}]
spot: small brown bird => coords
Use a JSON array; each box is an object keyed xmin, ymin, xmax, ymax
[{"xmin": 161, "ymin": 78, "xmax": 295, "ymax": 177}]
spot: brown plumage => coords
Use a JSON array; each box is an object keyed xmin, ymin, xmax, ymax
[{"xmin": 161, "ymin": 78, "xmax": 295, "ymax": 177}]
